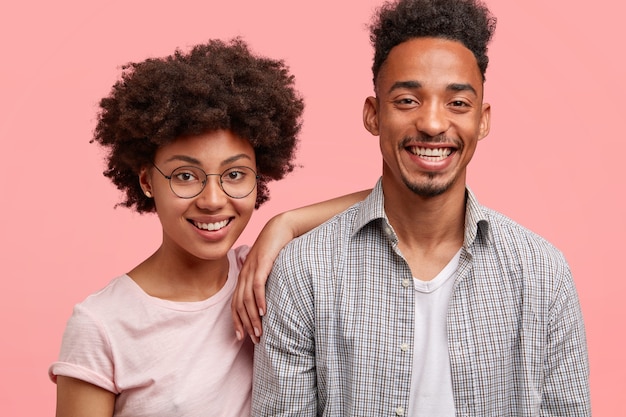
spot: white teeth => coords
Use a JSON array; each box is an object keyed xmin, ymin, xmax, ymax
[
  {"xmin": 411, "ymin": 147, "xmax": 452, "ymax": 160},
  {"xmin": 194, "ymin": 219, "xmax": 229, "ymax": 231}
]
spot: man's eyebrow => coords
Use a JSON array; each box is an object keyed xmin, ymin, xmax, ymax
[
  {"xmin": 387, "ymin": 81, "xmax": 478, "ymax": 97},
  {"xmin": 388, "ymin": 80, "xmax": 422, "ymax": 94},
  {"xmin": 448, "ymin": 83, "xmax": 478, "ymax": 96}
]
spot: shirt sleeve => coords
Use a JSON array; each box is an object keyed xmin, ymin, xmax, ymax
[
  {"xmin": 48, "ymin": 303, "xmax": 118, "ymax": 394},
  {"xmin": 251, "ymin": 248, "xmax": 318, "ymax": 416},
  {"xmin": 541, "ymin": 266, "xmax": 591, "ymax": 416}
]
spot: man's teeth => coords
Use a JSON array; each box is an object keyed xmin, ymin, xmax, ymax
[
  {"xmin": 194, "ymin": 219, "xmax": 229, "ymax": 231},
  {"xmin": 411, "ymin": 147, "xmax": 452, "ymax": 160}
]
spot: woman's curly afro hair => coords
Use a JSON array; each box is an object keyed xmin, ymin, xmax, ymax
[
  {"xmin": 92, "ymin": 38, "xmax": 304, "ymax": 213},
  {"xmin": 369, "ymin": 0, "xmax": 497, "ymax": 85}
]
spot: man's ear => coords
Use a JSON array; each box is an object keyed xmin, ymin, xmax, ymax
[
  {"xmin": 478, "ymin": 102, "xmax": 491, "ymax": 141},
  {"xmin": 139, "ymin": 166, "xmax": 153, "ymax": 198},
  {"xmin": 363, "ymin": 96, "xmax": 380, "ymax": 136}
]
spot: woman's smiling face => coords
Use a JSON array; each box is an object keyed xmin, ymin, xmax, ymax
[{"xmin": 140, "ymin": 129, "xmax": 257, "ymax": 263}]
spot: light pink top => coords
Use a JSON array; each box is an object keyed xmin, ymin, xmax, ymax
[{"xmin": 49, "ymin": 246, "xmax": 253, "ymax": 417}]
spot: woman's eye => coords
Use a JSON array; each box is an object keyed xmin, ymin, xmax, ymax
[
  {"xmin": 225, "ymin": 170, "xmax": 244, "ymax": 181},
  {"xmin": 174, "ymin": 171, "xmax": 199, "ymax": 182}
]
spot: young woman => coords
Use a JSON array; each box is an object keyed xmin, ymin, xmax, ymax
[{"xmin": 49, "ymin": 38, "xmax": 365, "ymax": 417}]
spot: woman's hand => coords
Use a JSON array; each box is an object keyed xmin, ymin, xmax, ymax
[
  {"xmin": 231, "ymin": 190, "xmax": 370, "ymax": 343},
  {"xmin": 232, "ymin": 214, "xmax": 294, "ymax": 344}
]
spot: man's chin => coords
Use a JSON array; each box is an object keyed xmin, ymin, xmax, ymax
[{"xmin": 403, "ymin": 179, "xmax": 451, "ymax": 198}]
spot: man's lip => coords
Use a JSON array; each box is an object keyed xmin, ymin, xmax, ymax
[
  {"xmin": 406, "ymin": 145, "xmax": 454, "ymax": 158},
  {"xmin": 404, "ymin": 144, "xmax": 457, "ymax": 170}
]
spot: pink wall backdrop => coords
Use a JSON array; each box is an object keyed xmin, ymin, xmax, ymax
[{"xmin": 1, "ymin": 0, "xmax": 623, "ymax": 414}]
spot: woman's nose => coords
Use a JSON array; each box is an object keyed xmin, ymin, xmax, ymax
[{"xmin": 195, "ymin": 175, "xmax": 228, "ymax": 209}]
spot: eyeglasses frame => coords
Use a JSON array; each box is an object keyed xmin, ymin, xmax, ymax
[{"xmin": 150, "ymin": 163, "xmax": 259, "ymax": 199}]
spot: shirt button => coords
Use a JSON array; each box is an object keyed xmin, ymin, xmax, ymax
[
  {"xmin": 400, "ymin": 343, "xmax": 409, "ymax": 352},
  {"xmin": 402, "ymin": 279, "xmax": 411, "ymax": 288},
  {"xmin": 395, "ymin": 406, "xmax": 405, "ymax": 416}
]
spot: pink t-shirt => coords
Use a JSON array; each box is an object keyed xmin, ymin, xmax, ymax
[{"xmin": 49, "ymin": 246, "xmax": 253, "ymax": 417}]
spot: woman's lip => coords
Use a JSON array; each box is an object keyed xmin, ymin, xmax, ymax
[
  {"xmin": 189, "ymin": 218, "xmax": 232, "ymax": 231},
  {"xmin": 188, "ymin": 217, "xmax": 234, "ymax": 242}
]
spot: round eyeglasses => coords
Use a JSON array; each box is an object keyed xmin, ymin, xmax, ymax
[{"xmin": 151, "ymin": 164, "xmax": 258, "ymax": 199}]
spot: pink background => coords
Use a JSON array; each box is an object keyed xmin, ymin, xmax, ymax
[{"xmin": 1, "ymin": 0, "xmax": 623, "ymax": 414}]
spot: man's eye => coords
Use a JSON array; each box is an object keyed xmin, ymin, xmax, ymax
[
  {"xmin": 394, "ymin": 97, "xmax": 419, "ymax": 108},
  {"xmin": 450, "ymin": 100, "xmax": 468, "ymax": 107}
]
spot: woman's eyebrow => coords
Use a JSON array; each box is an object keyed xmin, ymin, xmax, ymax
[
  {"xmin": 164, "ymin": 155, "xmax": 202, "ymax": 165},
  {"xmin": 163, "ymin": 153, "xmax": 253, "ymax": 167},
  {"xmin": 222, "ymin": 153, "xmax": 253, "ymax": 166}
]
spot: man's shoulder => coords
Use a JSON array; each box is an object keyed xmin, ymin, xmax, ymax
[
  {"xmin": 482, "ymin": 206, "xmax": 553, "ymax": 243},
  {"xmin": 303, "ymin": 201, "xmax": 363, "ymax": 237},
  {"xmin": 479, "ymin": 205, "xmax": 568, "ymax": 266},
  {"xmin": 281, "ymin": 201, "xmax": 367, "ymax": 256}
]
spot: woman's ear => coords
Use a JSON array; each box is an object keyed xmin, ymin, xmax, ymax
[{"xmin": 139, "ymin": 166, "xmax": 153, "ymax": 198}]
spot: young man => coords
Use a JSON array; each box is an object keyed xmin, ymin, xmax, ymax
[{"xmin": 250, "ymin": 0, "xmax": 591, "ymax": 415}]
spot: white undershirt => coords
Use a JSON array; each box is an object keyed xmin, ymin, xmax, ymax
[{"xmin": 407, "ymin": 249, "xmax": 460, "ymax": 417}]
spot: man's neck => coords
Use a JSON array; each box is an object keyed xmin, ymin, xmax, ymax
[
  {"xmin": 382, "ymin": 182, "xmax": 466, "ymax": 281},
  {"xmin": 384, "ymin": 185, "xmax": 466, "ymax": 246}
]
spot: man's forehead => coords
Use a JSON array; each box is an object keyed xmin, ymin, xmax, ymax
[{"xmin": 375, "ymin": 37, "xmax": 484, "ymax": 93}]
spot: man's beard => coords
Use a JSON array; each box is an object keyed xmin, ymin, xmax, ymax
[{"xmin": 402, "ymin": 172, "xmax": 452, "ymax": 197}]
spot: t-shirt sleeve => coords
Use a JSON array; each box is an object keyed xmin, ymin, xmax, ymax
[
  {"xmin": 233, "ymin": 245, "xmax": 251, "ymax": 270},
  {"xmin": 48, "ymin": 303, "xmax": 118, "ymax": 393}
]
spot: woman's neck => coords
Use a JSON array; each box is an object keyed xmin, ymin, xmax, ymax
[{"xmin": 127, "ymin": 246, "xmax": 230, "ymax": 302}]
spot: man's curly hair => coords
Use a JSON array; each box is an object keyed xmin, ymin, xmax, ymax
[
  {"xmin": 92, "ymin": 38, "xmax": 304, "ymax": 213},
  {"xmin": 369, "ymin": 0, "xmax": 497, "ymax": 86}
]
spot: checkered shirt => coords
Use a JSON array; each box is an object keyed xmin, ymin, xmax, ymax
[{"xmin": 252, "ymin": 179, "xmax": 590, "ymax": 417}]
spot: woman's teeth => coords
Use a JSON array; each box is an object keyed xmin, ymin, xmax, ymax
[{"xmin": 194, "ymin": 219, "xmax": 229, "ymax": 231}]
